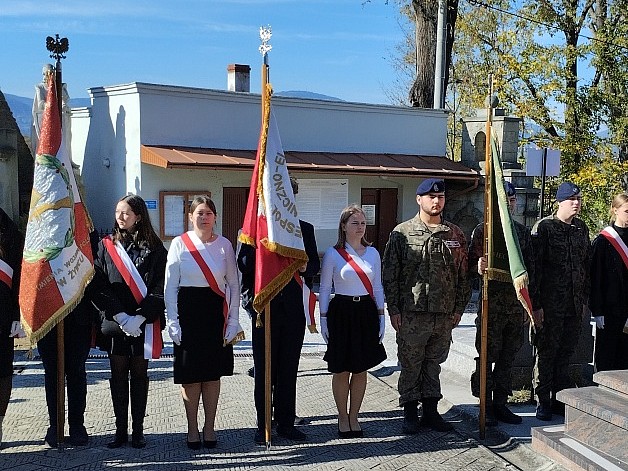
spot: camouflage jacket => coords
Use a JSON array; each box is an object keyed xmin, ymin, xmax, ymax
[
  {"xmin": 530, "ymin": 213, "xmax": 590, "ymax": 316},
  {"xmin": 468, "ymin": 220, "xmax": 535, "ymax": 300},
  {"xmin": 382, "ymin": 215, "xmax": 470, "ymax": 316}
]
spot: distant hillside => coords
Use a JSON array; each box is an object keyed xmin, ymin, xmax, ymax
[
  {"xmin": 276, "ymin": 90, "xmax": 343, "ymax": 102},
  {"xmin": 4, "ymin": 93, "xmax": 91, "ymax": 136}
]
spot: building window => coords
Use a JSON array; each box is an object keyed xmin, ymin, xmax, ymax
[
  {"xmin": 475, "ymin": 131, "xmax": 486, "ymax": 162},
  {"xmin": 159, "ymin": 190, "xmax": 211, "ymax": 240}
]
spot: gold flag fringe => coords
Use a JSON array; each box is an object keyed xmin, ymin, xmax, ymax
[
  {"xmin": 21, "ymin": 267, "xmax": 95, "ymax": 346},
  {"xmin": 513, "ymin": 272, "xmax": 535, "ymax": 327}
]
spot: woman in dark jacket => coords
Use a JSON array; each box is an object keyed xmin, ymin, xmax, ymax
[
  {"xmin": 590, "ymin": 193, "xmax": 628, "ymax": 372},
  {"xmin": 0, "ymin": 208, "xmax": 24, "ymax": 447},
  {"xmin": 92, "ymin": 195, "xmax": 167, "ymax": 449}
]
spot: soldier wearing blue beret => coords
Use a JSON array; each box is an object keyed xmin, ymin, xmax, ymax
[
  {"xmin": 416, "ymin": 178, "xmax": 445, "ymax": 196},
  {"xmin": 530, "ymin": 181, "xmax": 590, "ymax": 420},
  {"xmin": 383, "ymin": 177, "xmax": 470, "ymax": 434},
  {"xmin": 468, "ymin": 182, "xmax": 534, "ymax": 425}
]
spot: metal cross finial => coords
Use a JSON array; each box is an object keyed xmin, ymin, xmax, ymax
[
  {"xmin": 259, "ymin": 26, "xmax": 272, "ymax": 57},
  {"xmin": 46, "ymin": 34, "xmax": 69, "ymax": 61}
]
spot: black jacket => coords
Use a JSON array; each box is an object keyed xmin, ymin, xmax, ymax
[
  {"xmin": 589, "ymin": 225, "xmax": 628, "ymax": 321},
  {"xmin": 238, "ymin": 220, "xmax": 319, "ymax": 313},
  {"xmin": 91, "ymin": 236, "xmax": 167, "ymax": 327}
]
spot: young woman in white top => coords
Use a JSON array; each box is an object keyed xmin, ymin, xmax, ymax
[
  {"xmin": 319, "ymin": 204, "xmax": 386, "ymax": 438},
  {"xmin": 164, "ymin": 196, "xmax": 242, "ymax": 449}
]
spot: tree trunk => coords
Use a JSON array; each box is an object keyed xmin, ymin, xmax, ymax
[
  {"xmin": 409, "ymin": 1, "xmax": 437, "ymax": 107},
  {"xmin": 409, "ymin": 0, "xmax": 458, "ymax": 108}
]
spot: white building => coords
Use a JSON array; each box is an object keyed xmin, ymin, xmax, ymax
[{"xmin": 70, "ymin": 67, "xmax": 478, "ymax": 253}]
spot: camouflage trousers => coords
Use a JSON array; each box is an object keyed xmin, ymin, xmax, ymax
[
  {"xmin": 397, "ymin": 311, "xmax": 454, "ymax": 406},
  {"xmin": 533, "ymin": 313, "xmax": 582, "ymax": 402},
  {"xmin": 470, "ymin": 287, "xmax": 525, "ymax": 404}
]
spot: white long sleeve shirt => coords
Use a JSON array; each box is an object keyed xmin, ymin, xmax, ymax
[
  {"xmin": 164, "ymin": 232, "xmax": 240, "ymax": 322},
  {"xmin": 318, "ymin": 244, "xmax": 385, "ymax": 314}
]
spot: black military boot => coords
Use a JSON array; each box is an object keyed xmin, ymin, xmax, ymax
[
  {"xmin": 107, "ymin": 378, "xmax": 129, "ymax": 448},
  {"xmin": 484, "ymin": 393, "xmax": 497, "ymax": 426},
  {"xmin": 420, "ymin": 398, "xmax": 454, "ymax": 432},
  {"xmin": 535, "ymin": 401, "xmax": 552, "ymax": 421},
  {"xmin": 470, "ymin": 359, "xmax": 480, "ymax": 398},
  {"xmin": 130, "ymin": 377, "xmax": 149, "ymax": 448},
  {"xmin": 401, "ymin": 400, "xmax": 421, "ymax": 434},
  {"xmin": 493, "ymin": 403, "xmax": 522, "ymax": 424}
]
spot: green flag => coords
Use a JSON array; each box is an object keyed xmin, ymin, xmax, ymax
[{"xmin": 489, "ymin": 135, "xmax": 534, "ymax": 321}]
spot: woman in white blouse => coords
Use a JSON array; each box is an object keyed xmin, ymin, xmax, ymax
[
  {"xmin": 164, "ymin": 196, "xmax": 243, "ymax": 450},
  {"xmin": 319, "ymin": 204, "xmax": 386, "ymax": 438}
]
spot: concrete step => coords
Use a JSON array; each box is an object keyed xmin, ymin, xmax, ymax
[
  {"xmin": 594, "ymin": 370, "xmax": 628, "ymax": 397},
  {"xmin": 556, "ymin": 386, "xmax": 628, "ymax": 463},
  {"xmin": 532, "ymin": 424, "xmax": 628, "ymax": 471},
  {"xmin": 558, "ymin": 386, "xmax": 628, "ymax": 432}
]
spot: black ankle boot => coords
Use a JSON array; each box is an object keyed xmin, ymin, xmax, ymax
[
  {"xmin": 402, "ymin": 400, "xmax": 421, "ymax": 434},
  {"xmin": 421, "ymin": 397, "xmax": 453, "ymax": 432},
  {"xmin": 107, "ymin": 430, "xmax": 128, "ymax": 449}
]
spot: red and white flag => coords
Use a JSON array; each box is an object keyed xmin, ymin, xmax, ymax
[
  {"xmin": 20, "ymin": 72, "xmax": 94, "ymax": 343},
  {"xmin": 239, "ymin": 84, "xmax": 308, "ymax": 314}
]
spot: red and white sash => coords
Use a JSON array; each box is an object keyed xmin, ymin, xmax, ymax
[
  {"xmin": 102, "ymin": 236, "xmax": 162, "ymax": 360},
  {"xmin": 180, "ymin": 232, "xmax": 229, "ymax": 334},
  {"xmin": 600, "ymin": 226, "xmax": 628, "ymax": 270},
  {"xmin": 335, "ymin": 246, "xmax": 375, "ymax": 299},
  {"xmin": 294, "ymin": 273, "xmax": 318, "ymax": 333},
  {"xmin": 0, "ymin": 258, "xmax": 13, "ymax": 289}
]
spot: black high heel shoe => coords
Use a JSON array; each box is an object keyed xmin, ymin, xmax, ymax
[
  {"xmin": 203, "ymin": 431, "xmax": 217, "ymax": 449},
  {"xmin": 338, "ymin": 422, "xmax": 352, "ymax": 439},
  {"xmin": 186, "ymin": 431, "xmax": 201, "ymax": 450},
  {"xmin": 349, "ymin": 422, "xmax": 363, "ymax": 438}
]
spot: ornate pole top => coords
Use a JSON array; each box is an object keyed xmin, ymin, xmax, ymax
[
  {"xmin": 259, "ymin": 26, "xmax": 272, "ymax": 61},
  {"xmin": 46, "ymin": 34, "xmax": 69, "ymax": 61}
]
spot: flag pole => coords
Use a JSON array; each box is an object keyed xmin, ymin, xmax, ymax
[
  {"xmin": 46, "ymin": 33, "xmax": 69, "ymax": 449},
  {"xmin": 479, "ymin": 75, "xmax": 495, "ymax": 440},
  {"xmin": 259, "ymin": 26, "xmax": 273, "ymax": 450}
]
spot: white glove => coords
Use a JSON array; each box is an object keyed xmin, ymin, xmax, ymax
[
  {"xmin": 594, "ymin": 316, "xmax": 604, "ymax": 330},
  {"xmin": 320, "ymin": 316, "xmax": 329, "ymax": 344},
  {"xmin": 378, "ymin": 315, "xmax": 385, "ymax": 344},
  {"xmin": 224, "ymin": 322, "xmax": 244, "ymax": 344},
  {"xmin": 9, "ymin": 321, "xmax": 26, "ymax": 338},
  {"xmin": 114, "ymin": 312, "xmax": 131, "ymax": 327},
  {"xmin": 167, "ymin": 319, "xmax": 181, "ymax": 346},
  {"xmin": 123, "ymin": 315, "xmax": 145, "ymax": 336}
]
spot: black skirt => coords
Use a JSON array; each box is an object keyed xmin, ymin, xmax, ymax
[
  {"xmin": 173, "ymin": 286, "xmax": 234, "ymax": 384},
  {"xmin": 323, "ymin": 294, "xmax": 386, "ymax": 374}
]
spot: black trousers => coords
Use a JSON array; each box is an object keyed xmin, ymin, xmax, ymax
[
  {"xmin": 251, "ymin": 292, "xmax": 305, "ymax": 430},
  {"xmin": 38, "ymin": 316, "xmax": 91, "ymax": 430}
]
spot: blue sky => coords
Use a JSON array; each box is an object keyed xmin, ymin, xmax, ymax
[{"xmin": 0, "ymin": 0, "xmax": 405, "ymax": 104}]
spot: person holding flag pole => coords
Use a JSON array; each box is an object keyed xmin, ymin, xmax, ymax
[
  {"xmin": 471, "ymin": 92, "xmax": 536, "ymax": 436},
  {"xmin": 238, "ymin": 26, "xmax": 319, "ymax": 447},
  {"xmin": 0, "ymin": 208, "xmax": 25, "ymax": 447},
  {"xmin": 21, "ymin": 35, "xmax": 96, "ymax": 448}
]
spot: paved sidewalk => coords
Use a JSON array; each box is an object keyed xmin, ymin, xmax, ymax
[{"xmin": 0, "ymin": 302, "xmax": 565, "ymax": 470}]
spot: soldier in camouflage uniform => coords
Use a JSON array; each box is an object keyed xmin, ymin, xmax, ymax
[
  {"xmin": 382, "ymin": 178, "xmax": 470, "ymax": 434},
  {"xmin": 468, "ymin": 182, "xmax": 534, "ymax": 425},
  {"xmin": 531, "ymin": 182, "xmax": 590, "ymax": 421}
]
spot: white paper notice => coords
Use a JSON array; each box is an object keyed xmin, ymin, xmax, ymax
[{"xmin": 297, "ymin": 179, "xmax": 348, "ymax": 229}]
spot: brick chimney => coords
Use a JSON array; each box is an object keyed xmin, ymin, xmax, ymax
[{"xmin": 227, "ymin": 64, "xmax": 251, "ymax": 92}]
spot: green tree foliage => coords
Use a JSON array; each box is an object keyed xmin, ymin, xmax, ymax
[{"xmin": 389, "ymin": 0, "xmax": 628, "ymax": 229}]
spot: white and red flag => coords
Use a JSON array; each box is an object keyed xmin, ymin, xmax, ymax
[
  {"xmin": 239, "ymin": 84, "xmax": 308, "ymax": 314},
  {"xmin": 20, "ymin": 72, "xmax": 94, "ymax": 343}
]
